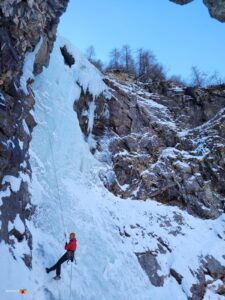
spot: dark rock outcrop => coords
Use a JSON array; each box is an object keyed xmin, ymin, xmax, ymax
[
  {"xmin": 0, "ymin": 0, "xmax": 69, "ymax": 267},
  {"xmin": 203, "ymin": 0, "xmax": 225, "ymax": 22},
  {"xmin": 170, "ymin": 0, "xmax": 194, "ymax": 4},
  {"xmin": 60, "ymin": 46, "xmax": 75, "ymax": 68},
  {"xmin": 136, "ymin": 252, "xmax": 165, "ymax": 286},
  {"xmin": 190, "ymin": 256, "xmax": 225, "ymax": 300},
  {"xmin": 170, "ymin": 268, "xmax": 183, "ymax": 285},
  {"xmin": 170, "ymin": 0, "xmax": 225, "ymax": 22}
]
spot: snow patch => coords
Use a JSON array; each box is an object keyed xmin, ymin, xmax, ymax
[
  {"xmin": 59, "ymin": 37, "xmax": 106, "ymax": 98},
  {"xmin": 14, "ymin": 214, "xmax": 25, "ymax": 233},
  {"xmin": 18, "ymin": 139, "xmax": 23, "ymax": 150},
  {"xmin": 22, "ymin": 119, "xmax": 30, "ymax": 135},
  {"xmin": 2, "ymin": 176, "xmax": 22, "ymax": 193}
]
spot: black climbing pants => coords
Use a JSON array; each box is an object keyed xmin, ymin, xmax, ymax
[{"xmin": 48, "ymin": 252, "xmax": 68, "ymax": 276}]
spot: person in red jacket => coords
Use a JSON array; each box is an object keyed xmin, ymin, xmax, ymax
[{"xmin": 46, "ymin": 232, "xmax": 77, "ymax": 280}]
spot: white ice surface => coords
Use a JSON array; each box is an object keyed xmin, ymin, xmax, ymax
[
  {"xmin": 2, "ymin": 175, "xmax": 22, "ymax": 193},
  {"xmin": 20, "ymin": 37, "xmax": 43, "ymax": 95},
  {"xmin": 1, "ymin": 36, "xmax": 224, "ymax": 300},
  {"xmin": 14, "ymin": 214, "xmax": 25, "ymax": 233}
]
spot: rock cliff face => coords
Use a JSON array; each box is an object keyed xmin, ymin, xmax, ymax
[
  {"xmin": 170, "ymin": 0, "xmax": 225, "ymax": 22},
  {"xmin": 0, "ymin": 0, "xmax": 68, "ymax": 267},
  {"xmin": 75, "ymin": 72, "xmax": 225, "ymax": 220}
]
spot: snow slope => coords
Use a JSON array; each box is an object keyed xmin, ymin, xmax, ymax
[
  {"xmin": 1, "ymin": 36, "xmax": 224, "ymax": 300},
  {"xmin": 30, "ymin": 37, "xmax": 154, "ymax": 300}
]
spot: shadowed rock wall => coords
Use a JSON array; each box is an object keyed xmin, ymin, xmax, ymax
[{"xmin": 170, "ymin": 0, "xmax": 225, "ymax": 22}]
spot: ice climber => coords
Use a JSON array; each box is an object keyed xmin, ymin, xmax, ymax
[{"xmin": 46, "ymin": 232, "xmax": 77, "ymax": 280}]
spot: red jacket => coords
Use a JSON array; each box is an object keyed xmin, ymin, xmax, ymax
[{"xmin": 65, "ymin": 238, "xmax": 76, "ymax": 252}]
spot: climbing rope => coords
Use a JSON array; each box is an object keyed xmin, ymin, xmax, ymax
[
  {"xmin": 38, "ymin": 82, "xmax": 76, "ymax": 299},
  {"xmin": 69, "ymin": 262, "xmax": 73, "ymax": 300},
  {"xmin": 41, "ymin": 99, "xmax": 67, "ymax": 242}
]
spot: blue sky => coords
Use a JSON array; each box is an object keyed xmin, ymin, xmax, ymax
[{"xmin": 58, "ymin": 0, "xmax": 225, "ymax": 80}]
